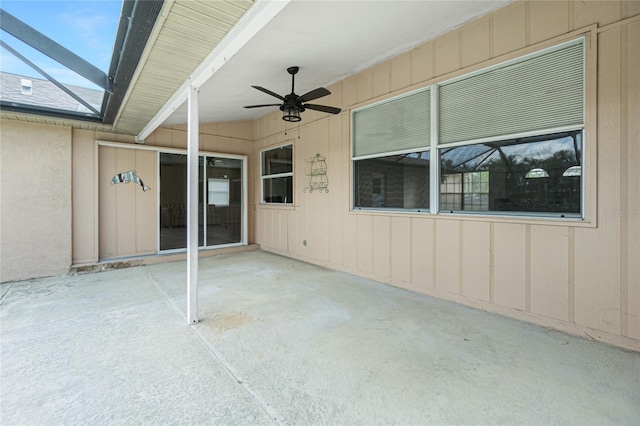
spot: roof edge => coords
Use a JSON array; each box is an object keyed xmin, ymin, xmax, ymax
[
  {"xmin": 101, "ymin": 0, "xmax": 165, "ymax": 125},
  {"xmin": 1, "ymin": 101, "xmax": 106, "ymax": 124}
]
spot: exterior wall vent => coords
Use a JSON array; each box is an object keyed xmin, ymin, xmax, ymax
[{"xmin": 20, "ymin": 79, "xmax": 32, "ymax": 95}]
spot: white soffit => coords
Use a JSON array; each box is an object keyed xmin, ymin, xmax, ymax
[
  {"xmin": 136, "ymin": 0, "xmax": 291, "ymax": 141},
  {"xmin": 114, "ymin": 0, "xmax": 256, "ymax": 135},
  {"xmin": 158, "ymin": 0, "xmax": 514, "ymax": 128}
]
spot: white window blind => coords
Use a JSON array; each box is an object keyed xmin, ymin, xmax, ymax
[
  {"xmin": 353, "ymin": 89, "xmax": 430, "ymax": 157},
  {"xmin": 439, "ymin": 39, "xmax": 584, "ymax": 145},
  {"xmin": 208, "ymin": 178, "xmax": 229, "ymax": 206}
]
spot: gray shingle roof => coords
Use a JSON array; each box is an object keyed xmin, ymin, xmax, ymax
[{"xmin": 0, "ymin": 72, "xmax": 103, "ymax": 114}]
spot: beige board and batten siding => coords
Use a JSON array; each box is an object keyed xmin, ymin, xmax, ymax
[
  {"xmin": 72, "ymin": 131, "xmax": 137, "ymax": 265},
  {"xmin": 573, "ymin": 13, "xmax": 640, "ymax": 339},
  {"xmin": 98, "ymin": 146, "xmax": 157, "ymax": 260},
  {"xmin": 78, "ymin": 121, "xmax": 257, "ymax": 261},
  {"xmin": 253, "ymin": 0, "xmax": 640, "ymax": 350},
  {"xmin": 0, "ymin": 120, "xmax": 72, "ymax": 282}
]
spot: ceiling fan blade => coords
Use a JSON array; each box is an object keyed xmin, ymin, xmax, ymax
[
  {"xmin": 297, "ymin": 87, "xmax": 331, "ymax": 103},
  {"xmin": 244, "ymin": 103, "xmax": 281, "ymax": 109},
  {"xmin": 304, "ymin": 104, "xmax": 341, "ymax": 115},
  {"xmin": 252, "ymin": 86, "xmax": 286, "ymax": 101}
]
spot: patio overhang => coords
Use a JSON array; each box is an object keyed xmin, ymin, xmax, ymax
[
  {"xmin": 135, "ymin": 0, "xmax": 291, "ymax": 142},
  {"xmin": 129, "ymin": 0, "xmax": 514, "ymax": 140},
  {"xmin": 110, "ymin": 0, "xmax": 262, "ymax": 136}
]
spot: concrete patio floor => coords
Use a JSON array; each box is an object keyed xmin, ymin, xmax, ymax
[{"xmin": 1, "ymin": 250, "xmax": 639, "ymax": 425}]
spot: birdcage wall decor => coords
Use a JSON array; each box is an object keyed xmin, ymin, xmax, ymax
[{"xmin": 304, "ymin": 153, "xmax": 329, "ymax": 193}]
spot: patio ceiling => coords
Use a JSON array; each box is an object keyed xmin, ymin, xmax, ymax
[
  {"xmin": 113, "ymin": 0, "xmax": 513, "ymax": 139},
  {"xmin": 112, "ymin": 0, "xmax": 254, "ymax": 135}
]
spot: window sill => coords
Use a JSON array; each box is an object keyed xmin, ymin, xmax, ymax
[
  {"xmin": 437, "ymin": 211, "xmax": 591, "ymax": 227},
  {"xmin": 258, "ymin": 203, "xmax": 296, "ymax": 211},
  {"xmin": 348, "ymin": 208, "xmax": 595, "ymax": 228}
]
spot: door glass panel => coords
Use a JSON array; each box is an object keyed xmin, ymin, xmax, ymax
[
  {"xmin": 160, "ymin": 153, "xmax": 243, "ymax": 251},
  {"xmin": 198, "ymin": 156, "xmax": 204, "ymax": 247},
  {"xmin": 205, "ymin": 157, "xmax": 242, "ymax": 246},
  {"xmin": 159, "ymin": 153, "xmax": 187, "ymax": 250}
]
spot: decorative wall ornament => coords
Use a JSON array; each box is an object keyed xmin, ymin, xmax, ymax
[
  {"xmin": 304, "ymin": 153, "xmax": 328, "ymax": 193},
  {"xmin": 111, "ymin": 170, "xmax": 151, "ymax": 192}
]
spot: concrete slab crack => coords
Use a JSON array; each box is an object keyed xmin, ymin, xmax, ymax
[
  {"xmin": 143, "ymin": 269, "xmax": 284, "ymax": 425},
  {"xmin": 0, "ymin": 281, "xmax": 17, "ymax": 304}
]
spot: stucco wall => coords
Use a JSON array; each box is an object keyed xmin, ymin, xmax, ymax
[
  {"xmin": 253, "ymin": 1, "xmax": 640, "ymax": 350},
  {"xmin": 72, "ymin": 129, "xmax": 98, "ymax": 264},
  {"xmin": 0, "ymin": 120, "xmax": 72, "ymax": 282}
]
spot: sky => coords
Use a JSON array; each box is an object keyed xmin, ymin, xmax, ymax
[{"xmin": 0, "ymin": 0, "xmax": 122, "ymax": 90}]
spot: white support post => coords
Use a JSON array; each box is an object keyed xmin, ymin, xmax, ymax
[{"xmin": 187, "ymin": 82, "xmax": 199, "ymax": 324}]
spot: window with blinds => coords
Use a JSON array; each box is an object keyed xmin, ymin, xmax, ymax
[
  {"xmin": 352, "ymin": 88, "xmax": 430, "ymax": 158},
  {"xmin": 439, "ymin": 38, "xmax": 584, "ymax": 145},
  {"xmin": 351, "ymin": 37, "xmax": 585, "ymax": 218},
  {"xmin": 351, "ymin": 88, "xmax": 431, "ymax": 211}
]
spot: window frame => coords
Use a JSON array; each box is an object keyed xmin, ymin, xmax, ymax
[
  {"xmin": 352, "ymin": 150, "xmax": 431, "ymax": 213},
  {"xmin": 260, "ymin": 142, "xmax": 294, "ymax": 205},
  {"xmin": 351, "ymin": 86, "xmax": 432, "ymax": 213},
  {"xmin": 155, "ymin": 150, "xmax": 248, "ymax": 253},
  {"xmin": 351, "ymin": 36, "xmax": 586, "ymax": 221},
  {"xmin": 436, "ymin": 130, "xmax": 584, "ymax": 218}
]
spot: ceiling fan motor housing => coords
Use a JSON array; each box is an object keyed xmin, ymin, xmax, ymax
[{"xmin": 280, "ymin": 94, "xmax": 305, "ymax": 112}]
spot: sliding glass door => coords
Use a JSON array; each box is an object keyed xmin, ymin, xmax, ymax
[
  {"xmin": 159, "ymin": 152, "xmax": 245, "ymax": 252},
  {"xmin": 203, "ymin": 156, "xmax": 243, "ymax": 247}
]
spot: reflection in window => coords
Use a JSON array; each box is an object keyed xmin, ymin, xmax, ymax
[
  {"xmin": 262, "ymin": 176, "xmax": 292, "ymax": 203},
  {"xmin": 160, "ymin": 153, "xmax": 243, "ymax": 251},
  {"xmin": 441, "ymin": 171, "xmax": 489, "ymax": 212},
  {"xmin": 160, "ymin": 153, "xmax": 187, "ymax": 251},
  {"xmin": 208, "ymin": 178, "xmax": 229, "ymax": 206},
  {"xmin": 261, "ymin": 144, "xmax": 293, "ymax": 204},
  {"xmin": 439, "ymin": 131, "xmax": 582, "ymax": 215},
  {"xmin": 354, "ymin": 151, "xmax": 429, "ymax": 210},
  {"xmin": 204, "ymin": 157, "xmax": 243, "ymax": 247}
]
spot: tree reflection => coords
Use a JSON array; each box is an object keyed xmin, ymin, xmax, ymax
[{"xmin": 440, "ymin": 131, "xmax": 582, "ymax": 214}]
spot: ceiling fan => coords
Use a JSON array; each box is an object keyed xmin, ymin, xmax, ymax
[{"xmin": 244, "ymin": 66, "xmax": 341, "ymax": 122}]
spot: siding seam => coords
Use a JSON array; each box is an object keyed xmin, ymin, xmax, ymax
[
  {"xmin": 568, "ymin": 0, "xmax": 575, "ymax": 32},
  {"xmin": 525, "ymin": 224, "xmax": 531, "ymax": 313},
  {"xmin": 620, "ymin": 24, "xmax": 629, "ymax": 337},
  {"xmin": 568, "ymin": 227, "xmax": 575, "ymax": 323},
  {"xmin": 524, "ymin": 1, "xmax": 531, "ymax": 46},
  {"xmin": 596, "ymin": 14, "xmax": 640, "ymax": 33},
  {"xmin": 459, "ymin": 221, "xmax": 464, "ymax": 296},
  {"xmin": 432, "ymin": 220, "xmax": 437, "ymax": 290},
  {"xmin": 489, "ymin": 222, "xmax": 494, "ymax": 303},
  {"xmin": 410, "ymin": 220, "xmax": 416, "ymax": 287}
]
